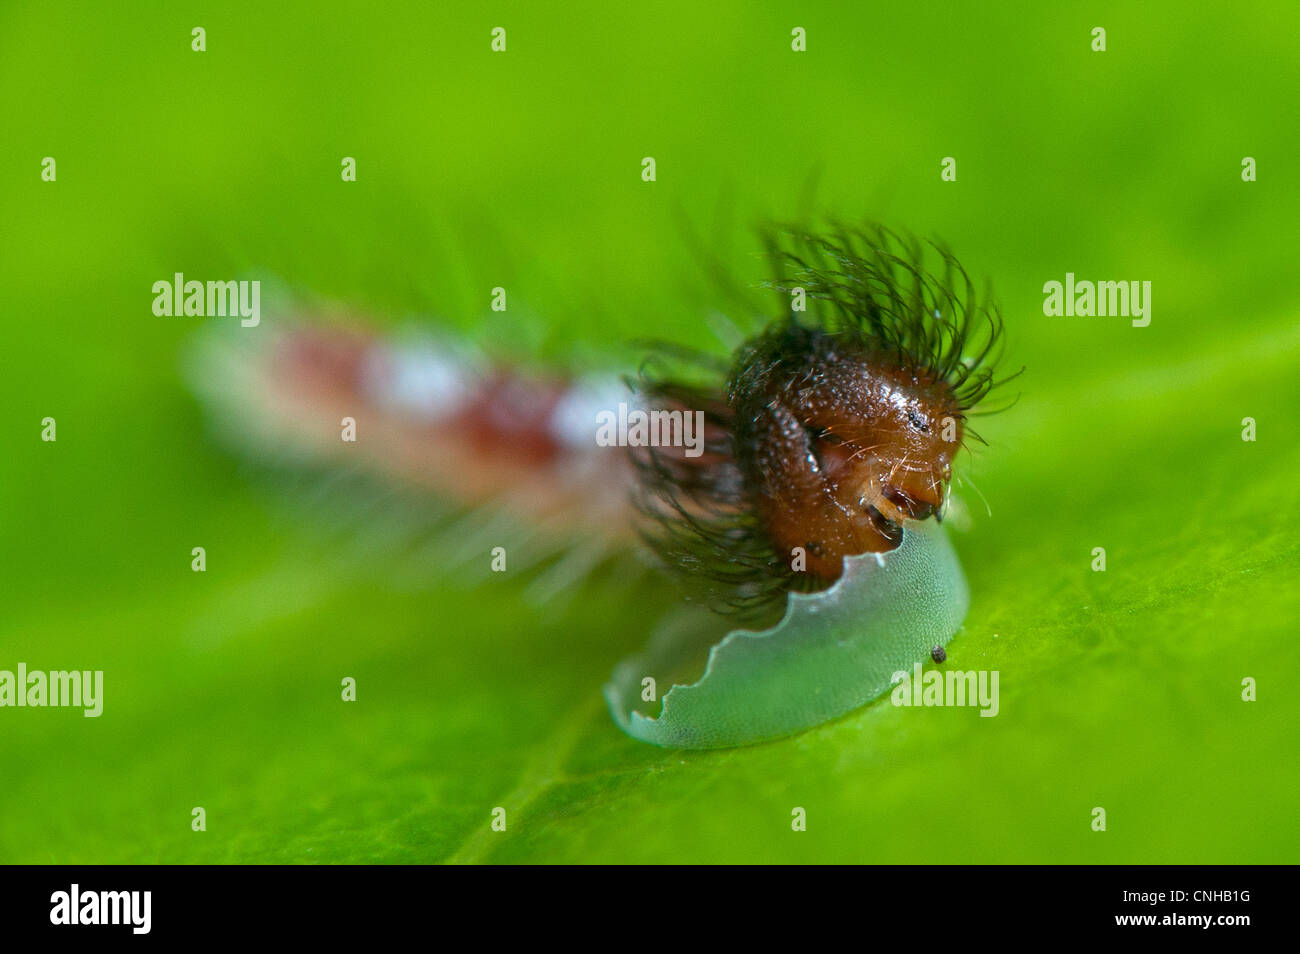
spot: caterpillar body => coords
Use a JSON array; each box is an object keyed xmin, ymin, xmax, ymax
[{"xmin": 189, "ymin": 222, "xmax": 1019, "ymax": 748}]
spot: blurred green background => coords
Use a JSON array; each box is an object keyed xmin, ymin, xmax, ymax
[{"xmin": 2, "ymin": 1, "xmax": 1297, "ymax": 863}]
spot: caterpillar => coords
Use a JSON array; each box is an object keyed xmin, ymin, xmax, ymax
[{"xmin": 188, "ymin": 221, "xmax": 1019, "ymax": 749}]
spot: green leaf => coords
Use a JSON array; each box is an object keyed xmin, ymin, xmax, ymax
[{"xmin": 1, "ymin": 0, "xmax": 1296, "ymax": 864}]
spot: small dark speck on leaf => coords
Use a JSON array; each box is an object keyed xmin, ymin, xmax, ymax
[{"xmin": 930, "ymin": 645, "xmax": 947, "ymax": 663}]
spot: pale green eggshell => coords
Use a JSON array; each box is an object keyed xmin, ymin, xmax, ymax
[{"xmin": 604, "ymin": 520, "xmax": 970, "ymax": 749}]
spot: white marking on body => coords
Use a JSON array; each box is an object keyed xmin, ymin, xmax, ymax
[
  {"xmin": 549, "ymin": 376, "xmax": 636, "ymax": 449},
  {"xmin": 360, "ymin": 336, "xmax": 474, "ymax": 419}
]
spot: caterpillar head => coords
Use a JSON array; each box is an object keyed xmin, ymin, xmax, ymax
[{"xmin": 729, "ymin": 324, "xmax": 965, "ymax": 579}]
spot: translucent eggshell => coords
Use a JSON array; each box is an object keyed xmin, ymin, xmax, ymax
[{"xmin": 604, "ymin": 520, "xmax": 969, "ymax": 749}]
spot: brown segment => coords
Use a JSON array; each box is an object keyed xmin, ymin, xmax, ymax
[{"xmin": 731, "ymin": 326, "xmax": 962, "ymax": 580}]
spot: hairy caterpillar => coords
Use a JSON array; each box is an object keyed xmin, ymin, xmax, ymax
[
  {"xmin": 634, "ymin": 223, "xmax": 1015, "ymax": 624},
  {"xmin": 188, "ymin": 221, "xmax": 1019, "ymax": 749}
]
